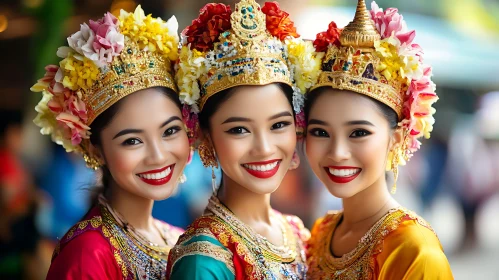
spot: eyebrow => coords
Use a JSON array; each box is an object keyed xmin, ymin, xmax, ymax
[
  {"xmin": 307, "ymin": 119, "xmax": 375, "ymax": 127},
  {"xmin": 345, "ymin": 120, "xmax": 375, "ymax": 126},
  {"xmin": 221, "ymin": 111, "xmax": 292, "ymax": 124},
  {"xmin": 112, "ymin": 116, "xmax": 182, "ymax": 139}
]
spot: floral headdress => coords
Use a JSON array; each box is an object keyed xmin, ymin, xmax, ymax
[
  {"xmin": 310, "ymin": 0, "xmax": 438, "ymax": 172},
  {"xmin": 31, "ymin": 6, "xmax": 185, "ymax": 169},
  {"xmin": 176, "ymin": 0, "xmax": 324, "ymax": 136}
]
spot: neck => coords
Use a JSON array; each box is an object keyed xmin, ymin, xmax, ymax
[
  {"xmin": 341, "ymin": 174, "xmax": 397, "ymax": 226},
  {"xmin": 107, "ymin": 181, "xmax": 155, "ymax": 231},
  {"xmin": 217, "ymin": 173, "xmax": 272, "ymax": 225}
]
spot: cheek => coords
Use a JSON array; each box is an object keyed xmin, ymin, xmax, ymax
[
  {"xmin": 354, "ymin": 137, "xmax": 389, "ymax": 170},
  {"xmin": 305, "ymin": 137, "xmax": 327, "ymax": 166},
  {"xmin": 277, "ymin": 130, "xmax": 297, "ymax": 155},
  {"xmin": 171, "ymin": 135, "xmax": 190, "ymax": 163},
  {"xmin": 105, "ymin": 148, "xmax": 141, "ymax": 177}
]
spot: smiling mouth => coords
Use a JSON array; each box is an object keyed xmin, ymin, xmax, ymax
[
  {"xmin": 324, "ymin": 167, "xmax": 362, "ymax": 184},
  {"xmin": 241, "ymin": 160, "xmax": 281, "ymax": 179},
  {"xmin": 136, "ymin": 164, "xmax": 175, "ymax": 186}
]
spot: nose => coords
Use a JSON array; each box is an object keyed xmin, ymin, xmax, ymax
[
  {"xmin": 251, "ymin": 131, "xmax": 274, "ymax": 158},
  {"xmin": 327, "ymin": 138, "xmax": 351, "ymax": 163},
  {"xmin": 145, "ymin": 139, "xmax": 167, "ymax": 166}
]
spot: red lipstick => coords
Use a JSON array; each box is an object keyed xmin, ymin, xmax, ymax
[
  {"xmin": 136, "ymin": 164, "xmax": 175, "ymax": 186},
  {"xmin": 324, "ymin": 166, "xmax": 361, "ymax": 184},
  {"xmin": 242, "ymin": 159, "xmax": 281, "ymax": 179}
]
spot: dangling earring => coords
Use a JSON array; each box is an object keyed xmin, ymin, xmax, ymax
[
  {"xmin": 211, "ymin": 167, "xmax": 217, "ymax": 194},
  {"xmin": 390, "ymin": 148, "xmax": 400, "ymax": 194},
  {"xmin": 178, "ymin": 173, "xmax": 187, "ymax": 184},
  {"xmin": 198, "ymin": 139, "xmax": 219, "ymax": 194}
]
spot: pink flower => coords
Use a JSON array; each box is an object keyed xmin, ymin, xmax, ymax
[
  {"xmin": 369, "ymin": 1, "xmax": 415, "ymax": 45},
  {"xmin": 56, "ymin": 112, "xmax": 91, "ymax": 146},
  {"xmin": 88, "ymin": 12, "xmax": 124, "ymax": 66}
]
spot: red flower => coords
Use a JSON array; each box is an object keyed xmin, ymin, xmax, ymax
[
  {"xmin": 262, "ymin": 2, "xmax": 299, "ymax": 40},
  {"xmin": 313, "ymin": 21, "xmax": 342, "ymax": 52},
  {"xmin": 183, "ymin": 3, "xmax": 232, "ymax": 52}
]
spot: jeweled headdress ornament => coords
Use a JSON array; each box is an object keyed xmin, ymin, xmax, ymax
[
  {"xmin": 31, "ymin": 6, "xmax": 183, "ymax": 169},
  {"xmin": 176, "ymin": 0, "xmax": 324, "ymax": 136},
  {"xmin": 310, "ymin": 0, "xmax": 438, "ymax": 182}
]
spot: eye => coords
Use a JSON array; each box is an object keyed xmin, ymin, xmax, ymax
[
  {"xmin": 163, "ymin": 126, "xmax": 181, "ymax": 137},
  {"xmin": 309, "ymin": 128, "xmax": 329, "ymax": 137},
  {"xmin": 271, "ymin": 121, "xmax": 291, "ymax": 130},
  {"xmin": 225, "ymin": 127, "xmax": 249, "ymax": 134},
  {"xmin": 350, "ymin": 129, "xmax": 371, "ymax": 138},
  {"xmin": 122, "ymin": 138, "xmax": 142, "ymax": 146}
]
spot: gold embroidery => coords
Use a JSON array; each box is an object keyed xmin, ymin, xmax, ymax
[
  {"xmin": 172, "ymin": 239, "xmax": 235, "ymax": 275},
  {"xmin": 307, "ymin": 208, "xmax": 438, "ymax": 279}
]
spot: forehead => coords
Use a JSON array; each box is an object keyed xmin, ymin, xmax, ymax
[
  {"xmin": 110, "ymin": 88, "xmax": 179, "ymax": 127},
  {"xmin": 309, "ymin": 89, "xmax": 385, "ymax": 124},
  {"xmin": 213, "ymin": 84, "xmax": 292, "ymax": 119}
]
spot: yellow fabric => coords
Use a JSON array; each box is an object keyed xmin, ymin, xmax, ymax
[
  {"xmin": 306, "ymin": 208, "xmax": 454, "ymax": 279},
  {"xmin": 375, "ymin": 219, "xmax": 453, "ymax": 279}
]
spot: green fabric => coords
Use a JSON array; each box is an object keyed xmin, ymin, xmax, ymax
[{"xmin": 170, "ymin": 235, "xmax": 234, "ymax": 280}]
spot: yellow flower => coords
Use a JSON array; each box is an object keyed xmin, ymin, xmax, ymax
[
  {"xmin": 375, "ymin": 38, "xmax": 404, "ymax": 82},
  {"xmin": 119, "ymin": 5, "xmax": 179, "ymax": 61},
  {"xmin": 286, "ymin": 38, "xmax": 324, "ymax": 93},
  {"xmin": 176, "ymin": 46, "xmax": 206, "ymax": 110},
  {"xmin": 59, "ymin": 55, "xmax": 99, "ymax": 91}
]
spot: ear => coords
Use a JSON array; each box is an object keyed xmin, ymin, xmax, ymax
[{"xmin": 389, "ymin": 127, "xmax": 404, "ymax": 151}]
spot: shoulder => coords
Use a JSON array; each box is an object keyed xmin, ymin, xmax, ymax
[
  {"xmin": 47, "ymin": 231, "xmax": 121, "ymax": 279},
  {"xmin": 379, "ymin": 208, "xmax": 442, "ymax": 253},
  {"xmin": 375, "ymin": 209, "xmax": 453, "ymax": 279},
  {"xmin": 167, "ymin": 216, "xmax": 235, "ymax": 278},
  {"xmin": 280, "ymin": 212, "xmax": 311, "ymax": 242}
]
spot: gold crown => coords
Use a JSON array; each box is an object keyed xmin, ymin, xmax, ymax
[
  {"xmin": 198, "ymin": 0, "xmax": 293, "ymax": 110},
  {"xmin": 85, "ymin": 38, "xmax": 176, "ymax": 125},
  {"xmin": 311, "ymin": 0, "xmax": 404, "ymax": 117}
]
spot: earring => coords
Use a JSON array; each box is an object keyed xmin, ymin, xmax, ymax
[
  {"xmin": 390, "ymin": 148, "xmax": 400, "ymax": 194},
  {"xmin": 198, "ymin": 140, "xmax": 218, "ymax": 168},
  {"xmin": 211, "ymin": 167, "xmax": 217, "ymax": 194},
  {"xmin": 178, "ymin": 173, "xmax": 187, "ymax": 184}
]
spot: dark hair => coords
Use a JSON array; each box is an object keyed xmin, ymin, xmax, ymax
[
  {"xmin": 305, "ymin": 87, "xmax": 398, "ymax": 130},
  {"xmin": 89, "ymin": 86, "xmax": 180, "ymax": 204},
  {"xmin": 199, "ymin": 83, "xmax": 294, "ymax": 131}
]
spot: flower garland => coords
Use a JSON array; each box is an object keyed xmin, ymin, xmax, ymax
[
  {"xmin": 31, "ymin": 5, "xmax": 180, "ymax": 152},
  {"xmin": 368, "ymin": 1, "xmax": 438, "ymax": 166}
]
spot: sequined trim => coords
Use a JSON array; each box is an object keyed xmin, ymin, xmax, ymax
[
  {"xmin": 170, "ymin": 237, "xmax": 235, "ymax": 275},
  {"xmin": 53, "ymin": 205, "xmax": 181, "ymax": 280},
  {"xmin": 307, "ymin": 207, "xmax": 437, "ymax": 279},
  {"xmin": 168, "ymin": 196, "xmax": 308, "ymax": 279}
]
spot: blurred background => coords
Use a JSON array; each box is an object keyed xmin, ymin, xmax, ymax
[{"xmin": 0, "ymin": 0, "xmax": 498, "ymax": 279}]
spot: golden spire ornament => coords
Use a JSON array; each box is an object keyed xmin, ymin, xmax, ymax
[{"xmin": 339, "ymin": 0, "xmax": 380, "ymax": 51}]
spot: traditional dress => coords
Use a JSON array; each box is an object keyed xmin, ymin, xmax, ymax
[
  {"xmin": 167, "ymin": 196, "xmax": 309, "ymax": 279},
  {"xmin": 47, "ymin": 199, "xmax": 183, "ymax": 279},
  {"xmin": 307, "ymin": 208, "xmax": 453, "ymax": 279}
]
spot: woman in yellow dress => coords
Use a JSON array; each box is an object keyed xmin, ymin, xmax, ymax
[{"xmin": 304, "ymin": 1, "xmax": 453, "ymax": 279}]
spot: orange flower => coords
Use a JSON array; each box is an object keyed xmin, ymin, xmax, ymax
[
  {"xmin": 313, "ymin": 21, "xmax": 342, "ymax": 52},
  {"xmin": 262, "ymin": 2, "xmax": 299, "ymax": 40},
  {"xmin": 183, "ymin": 3, "xmax": 232, "ymax": 52}
]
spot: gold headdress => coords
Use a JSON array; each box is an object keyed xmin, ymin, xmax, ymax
[
  {"xmin": 177, "ymin": 0, "xmax": 323, "ymax": 118},
  {"xmin": 31, "ymin": 6, "xmax": 180, "ymax": 169},
  {"xmin": 310, "ymin": 0, "xmax": 438, "ymax": 178}
]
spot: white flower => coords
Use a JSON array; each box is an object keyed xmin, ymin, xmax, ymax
[{"xmin": 67, "ymin": 23, "xmax": 99, "ymax": 62}]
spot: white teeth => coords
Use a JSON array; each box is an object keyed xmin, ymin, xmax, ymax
[
  {"xmin": 328, "ymin": 168, "xmax": 360, "ymax": 177},
  {"xmin": 243, "ymin": 161, "xmax": 279, "ymax": 172},
  {"xmin": 137, "ymin": 166, "xmax": 173, "ymax": 180}
]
